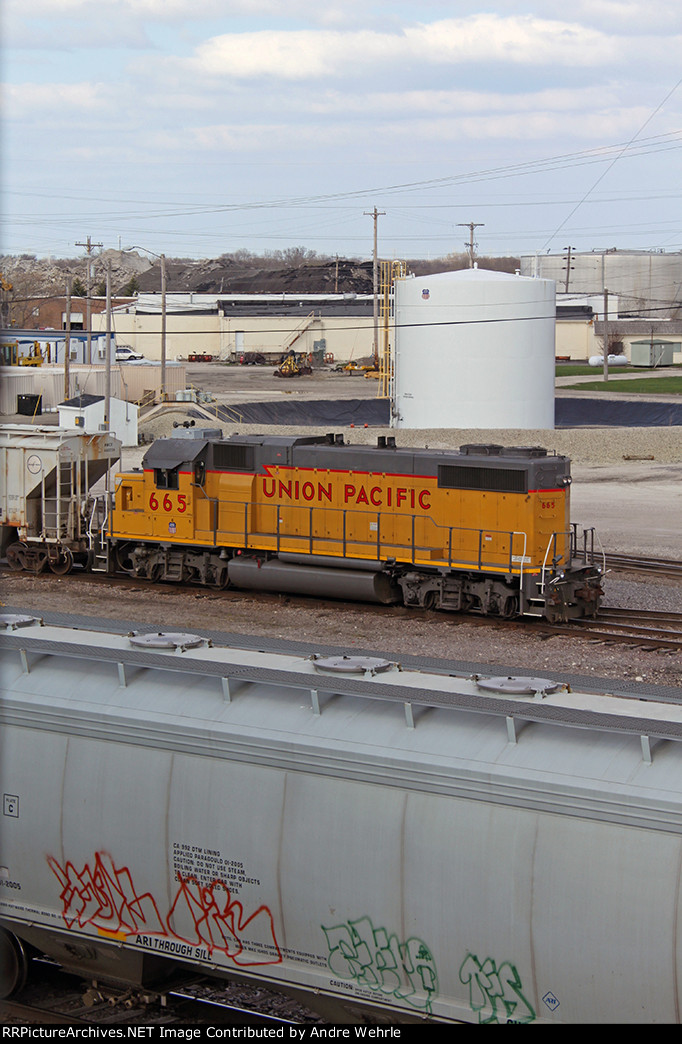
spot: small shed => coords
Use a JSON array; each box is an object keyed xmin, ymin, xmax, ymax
[
  {"xmin": 58, "ymin": 394, "xmax": 139, "ymax": 447},
  {"xmin": 630, "ymin": 340, "xmax": 679, "ymax": 367}
]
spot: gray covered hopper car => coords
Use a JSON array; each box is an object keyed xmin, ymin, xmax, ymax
[{"xmin": 1, "ymin": 616, "xmax": 681, "ymax": 1023}]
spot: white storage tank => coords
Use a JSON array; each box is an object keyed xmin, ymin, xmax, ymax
[{"xmin": 392, "ymin": 268, "xmax": 556, "ymax": 429}]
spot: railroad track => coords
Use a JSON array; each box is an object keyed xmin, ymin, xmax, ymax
[
  {"xmin": 535, "ymin": 607, "xmax": 682, "ymax": 651},
  {"xmin": 0, "ymin": 963, "xmax": 315, "ymax": 1026},
  {"xmin": 3, "ymin": 564, "xmax": 680, "ymax": 652},
  {"xmin": 604, "ymin": 552, "xmax": 682, "ymax": 578}
]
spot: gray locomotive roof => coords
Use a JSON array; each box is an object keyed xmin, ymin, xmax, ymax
[
  {"xmin": 141, "ymin": 433, "xmax": 570, "ymax": 482},
  {"xmin": 143, "ymin": 437, "xmax": 210, "ymax": 469},
  {"xmin": 1, "ymin": 618, "xmax": 680, "ymax": 835}
]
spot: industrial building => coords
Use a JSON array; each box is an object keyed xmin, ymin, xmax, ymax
[
  {"xmin": 102, "ymin": 293, "xmax": 377, "ymax": 365},
  {"xmin": 520, "ymin": 249, "xmax": 682, "ymax": 318},
  {"xmin": 91, "ymin": 285, "xmax": 682, "ymax": 367}
]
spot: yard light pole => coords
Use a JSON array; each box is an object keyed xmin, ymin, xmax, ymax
[{"xmin": 125, "ymin": 246, "xmax": 167, "ymax": 399}]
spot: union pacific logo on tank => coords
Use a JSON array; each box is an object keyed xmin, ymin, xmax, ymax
[{"xmin": 261, "ymin": 467, "xmax": 432, "ymax": 511}]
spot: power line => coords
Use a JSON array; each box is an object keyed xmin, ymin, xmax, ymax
[{"xmin": 541, "ymin": 79, "xmax": 682, "ymax": 251}]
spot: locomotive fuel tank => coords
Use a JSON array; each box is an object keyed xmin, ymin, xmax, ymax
[{"xmin": 1, "ymin": 616, "xmax": 680, "ymax": 1023}]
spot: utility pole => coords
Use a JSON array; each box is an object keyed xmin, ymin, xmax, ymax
[
  {"xmin": 75, "ymin": 235, "xmax": 103, "ymax": 365},
  {"xmin": 105, "ymin": 262, "xmax": 112, "ymax": 429},
  {"xmin": 160, "ymin": 253, "xmax": 167, "ymax": 399},
  {"xmin": 602, "ymin": 288, "xmax": 609, "ymax": 383},
  {"xmin": 458, "ymin": 222, "xmax": 484, "ymax": 268},
  {"xmin": 563, "ymin": 245, "xmax": 574, "ymax": 293},
  {"xmin": 364, "ymin": 208, "xmax": 385, "ymax": 368},
  {"xmin": 64, "ymin": 278, "xmax": 71, "ymax": 402}
]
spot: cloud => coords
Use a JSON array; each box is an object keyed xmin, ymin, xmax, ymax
[
  {"xmin": 3, "ymin": 0, "xmax": 370, "ymax": 25},
  {"xmin": 7, "ymin": 81, "xmax": 114, "ymax": 116},
  {"xmin": 168, "ymin": 104, "xmax": 660, "ymax": 158},
  {"xmin": 184, "ymin": 16, "xmax": 621, "ymax": 81},
  {"xmin": 306, "ymin": 85, "xmax": 622, "ymax": 117}
]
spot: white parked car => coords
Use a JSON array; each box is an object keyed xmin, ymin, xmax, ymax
[{"xmin": 115, "ymin": 345, "xmax": 145, "ymax": 362}]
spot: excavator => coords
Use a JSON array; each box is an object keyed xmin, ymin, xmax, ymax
[{"xmin": 273, "ymin": 350, "xmax": 313, "ymax": 378}]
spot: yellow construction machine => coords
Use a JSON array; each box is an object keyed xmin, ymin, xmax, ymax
[{"xmin": 273, "ymin": 350, "xmax": 313, "ymax": 378}]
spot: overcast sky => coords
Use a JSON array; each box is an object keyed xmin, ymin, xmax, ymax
[{"xmin": 4, "ymin": 0, "xmax": 681, "ymax": 261}]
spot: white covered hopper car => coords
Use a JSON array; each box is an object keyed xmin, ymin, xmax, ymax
[{"xmin": 1, "ymin": 615, "xmax": 681, "ymax": 1023}]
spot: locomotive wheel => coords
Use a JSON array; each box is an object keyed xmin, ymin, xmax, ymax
[
  {"xmin": 0, "ymin": 929, "xmax": 30, "ymax": 999},
  {"xmin": 148, "ymin": 563, "xmax": 164, "ymax": 583},
  {"xmin": 49, "ymin": 548, "xmax": 74, "ymax": 575},
  {"xmin": 6, "ymin": 543, "xmax": 26, "ymax": 572},
  {"xmin": 115, "ymin": 544, "xmax": 136, "ymax": 574},
  {"xmin": 210, "ymin": 566, "xmax": 230, "ymax": 590},
  {"xmin": 503, "ymin": 594, "xmax": 519, "ymax": 618},
  {"xmin": 422, "ymin": 590, "xmax": 439, "ymax": 611}
]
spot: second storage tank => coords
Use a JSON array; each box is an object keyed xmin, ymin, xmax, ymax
[{"xmin": 392, "ymin": 268, "xmax": 556, "ymax": 430}]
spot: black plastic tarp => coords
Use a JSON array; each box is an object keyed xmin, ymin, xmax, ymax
[
  {"xmin": 555, "ymin": 397, "xmax": 682, "ymax": 427},
  {"xmin": 207, "ymin": 397, "xmax": 682, "ymax": 428}
]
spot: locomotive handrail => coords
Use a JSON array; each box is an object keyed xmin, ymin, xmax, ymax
[
  {"xmin": 216, "ymin": 499, "xmax": 537, "ymax": 575},
  {"xmin": 582, "ymin": 526, "xmax": 607, "ymax": 575},
  {"xmin": 540, "ymin": 527, "xmax": 603, "ymax": 594},
  {"xmin": 540, "ymin": 534, "xmax": 557, "ymax": 593},
  {"xmin": 540, "ymin": 531, "xmax": 571, "ymax": 593},
  {"xmin": 594, "ymin": 529, "xmax": 607, "ymax": 575}
]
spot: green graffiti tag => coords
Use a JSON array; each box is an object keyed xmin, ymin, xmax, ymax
[
  {"xmin": 459, "ymin": 953, "xmax": 535, "ymax": 1024},
  {"xmin": 322, "ymin": 916, "xmax": 437, "ymax": 1013}
]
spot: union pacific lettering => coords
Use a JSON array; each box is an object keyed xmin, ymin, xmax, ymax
[{"xmin": 261, "ymin": 469, "xmax": 432, "ymax": 511}]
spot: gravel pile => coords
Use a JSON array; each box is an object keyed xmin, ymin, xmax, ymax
[{"xmin": 138, "ymin": 408, "xmax": 682, "ymax": 466}]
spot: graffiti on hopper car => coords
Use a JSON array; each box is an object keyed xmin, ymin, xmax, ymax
[
  {"xmin": 322, "ymin": 915, "xmax": 437, "ymax": 1013},
  {"xmin": 47, "ymin": 853, "xmax": 166, "ymax": 935},
  {"xmin": 168, "ymin": 873, "xmax": 281, "ymax": 966},
  {"xmin": 459, "ymin": 952, "xmax": 536, "ymax": 1024},
  {"xmin": 47, "ymin": 853, "xmax": 281, "ymax": 968}
]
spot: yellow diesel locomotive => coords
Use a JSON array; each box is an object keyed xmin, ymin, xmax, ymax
[{"xmin": 111, "ymin": 428, "xmax": 604, "ymax": 621}]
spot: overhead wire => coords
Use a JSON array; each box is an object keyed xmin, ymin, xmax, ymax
[{"xmin": 541, "ymin": 79, "xmax": 682, "ymax": 251}]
